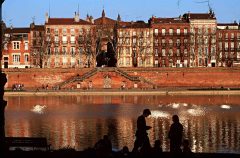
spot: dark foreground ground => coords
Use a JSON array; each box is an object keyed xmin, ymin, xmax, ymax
[{"xmin": 4, "ymin": 150, "xmax": 240, "ymax": 158}]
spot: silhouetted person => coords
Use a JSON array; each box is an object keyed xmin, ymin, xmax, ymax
[
  {"xmin": 103, "ymin": 135, "xmax": 112, "ymax": 154},
  {"xmin": 94, "ymin": 135, "xmax": 112, "ymax": 158},
  {"xmin": 168, "ymin": 115, "xmax": 183, "ymax": 153},
  {"xmin": 151, "ymin": 139, "xmax": 163, "ymax": 157},
  {"xmin": 139, "ymin": 138, "xmax": 151, "ymax": 158},
  {"xmin": 182, "ymin": 139, "xmax": 193, "ymax": 158},
  {"xmin": 132, "ymin": 109, "xmax": 152, "ymax": 153},
  {"xmin": 117, "ymin": 146, "xmax": 131, "ymax": 158}
]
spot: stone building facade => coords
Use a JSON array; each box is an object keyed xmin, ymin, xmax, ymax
[
  {"xmin": 117, "ymin": 21, "xmax": 153, "ymax": 67},
  {"xmin": 183, "ymin": 11, "xmax": 217, "ymax": 67},
  {"xmin": 44, "ymin": 12, "xmax": 96, "ymax": 68}
]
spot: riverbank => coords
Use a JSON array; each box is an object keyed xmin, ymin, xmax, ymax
[{"xmin": 4, "ymin": 89, "xmax": 240, "ymax": 96}]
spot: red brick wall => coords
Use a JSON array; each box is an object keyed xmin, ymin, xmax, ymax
[{"xmin": 3, "ymin": 67, "xmax": 240, "ymax": 90}]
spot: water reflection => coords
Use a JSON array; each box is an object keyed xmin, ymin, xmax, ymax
[{"xmin": 4, "ymin": 95, "xmax": 240, "ymax": 153}]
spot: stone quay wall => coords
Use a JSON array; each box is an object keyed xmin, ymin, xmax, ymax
[{"xmin": 2, "ymin": 67, "xmax": 240, "ymax": 90}]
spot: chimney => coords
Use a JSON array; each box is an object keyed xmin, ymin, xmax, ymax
[
  {"xmin": 74, "ymin": 12, "xmax": 80, "ymax": 22},
  {"xmin": 45, "ymin": 12, "xmax": 49, "ymax": 23}
]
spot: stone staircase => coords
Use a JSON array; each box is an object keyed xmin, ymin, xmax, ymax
[
  {"xmin": 55, "ymin": 67, "xmax": 158, "ymax": 89},
  {"xmin": 56, "ymin": 68, "xmax": 99, "ymax": 88}
]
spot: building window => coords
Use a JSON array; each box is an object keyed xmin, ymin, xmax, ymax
[
  {"xmin": 71, "ymin": 47, "xmax": 75, "ymax": 57},
  {"xmin": 177, "ymin": 49, "xmax": 180, "ymax": 56},
  {"xmin": 184, "ymin": 39, "xmax": 188, "ymax": 45},
  {"xmin": 125, "ymin": 48, "xmax": 130, "ymax": 55},
  {"xmin": 138, "ymin": 58, "xmax": 143, "ymax": 66},
  {"xmin": 119, "ymin": 58, "xmax": 123, "ymax": 66},
  {"xmin": 154, "ymin": 59, "xmax": 158, "ymax": 67},
  {"xmin": 154, "ymin": 29, "xmax": 158, "ymax": 36},
  {"xmin": 62, "ymin": 47, "xmax": 67, "ymax": 55},
  {"xmin": 169, "ymin": 59, "xmax": 173, "ymax": 67},
  {"xmin": 225, "ymin": 33, "xmax": 228, "ymax": 39},
  {"xmin": 54, "ymin": 36, "xmax": 59, "ymax": 43},
  {"xmin": 13, "ymin": 54, "xmax": 20, "ymax": 63},
  {"xmin": 54, "ymin": 28, "xmax": 58, "ymax": 35},
  {"xmin": 231, "ymin": 42, "xmax": 234, "ymax": 49},
  {"xmin": 155, "ymin": 49, "xmax": 158, "ymax": 56},
  {"xmin": 219, "ymin": 42, "xmax": 222, "ymax": 50},
  {"xmin": 237, "ymin": 52, "xmax": 240, "ymax": 59},
  {"xmin": 62, "ymin": 35, "xmax": 67, "ymax": 44},
  {"xmin": 70, "ymin": 36, "xmax": 75, "ymax": 44},
  {"xmin": 119, "ymin": 38, "xmax": 122, "ymax": 45},
  {"xmin": 146, "ymin": 57, "xmax": 151, "ymax": 65},
  {"xmin": 169, "ymin": 49, "xmax": 173, "ymax": 56},
  {"xmin": 184, "ymin": 28, "xmax": 188, "ymax": 35},
  {"xmin": 169, "ymin": 39, "xmax": 173, "ymax": 46},
  {"xmin": 162, "ymin": 29, "xmax": 165, "ymax": 36},
  {"xmin": 225, "ymin": 42, "xmax": 228, "ymax": 49},
  {"xmin": 169, "ymin": 29, "xmax": 173, "ymax": 35},
  {"xmin": 126, "ymin": 57, "xmax": 130, "ymax": 65},
  {"xmin": 177, "ymin": 39, "xmax": 181, "ymax": 47},
  {"xmin": 79, "ymin": 28, "xmax": 83, "ymax": 35},
  {"xmin": 218, "ymin": 33, "xmax": 222, "ymax": 38},
  {"xmin": 24, "ymin": 42, "xmax": 28, "ymax": 50},
  {"xmin": 161, "ymin": 39, "xmax": 165, "ymax": 46},
  {"xmin": 24, "ymin": 54, "xmax": 29, "ymax": 62},
  {"xmin": 133, "ymin": 38, "xmax": 136, "ymax": 44},
  {"xmin": 70, "ymin": 28, "xmax": 75, "ymax": 35},
  {"xmin": 47, "ymin": 47, "xmax": 51, "ymax": 55},
  {"xmin": 133, "ymin": 31, "xmax": 136, "ymax": 36},
  {"xmin": 62, "ymin": 28, "xmax": 67, "ymax": 34},
  {"xmin": 162, "ymin": 49, "xmax": 166, "ymax": 56},
  {"xmin": 46, "ymin": 28, "xmax": 50, "ymax": 34},
  {"xmin": 184, "ymin": 49, "xmax": 188, "ymax": 56},
  {"xmin": 154, "ymin": 39, "xmax": 159, "ymax": 46},
  {"xmin": 231, "ymin": 33, "xmax": 234, "ymax": 39},
  {"xmin": 13, "ymin": 42, "xmax": 20, "ymax": 50},
  {"xmin": 177, "ymin": 29, "xmax": 180, "ymax": 35},
  {"xmin": 54, "ymin": 47, "xmax": 59, "ymax": 55}
]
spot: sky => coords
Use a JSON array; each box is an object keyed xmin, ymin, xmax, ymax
[{"xmin": 2, "ymin": 0, "xmax": 240, "ymax": 27}]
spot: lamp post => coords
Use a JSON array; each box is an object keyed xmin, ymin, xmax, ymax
[{"xmin": 0, "ymin": 0, "xmax": 8, "ymax": 155}]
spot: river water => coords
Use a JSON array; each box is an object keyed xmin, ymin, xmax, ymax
[{"xmin": 4, "ymin": 95, "xmax": 240, "ymax": 153}]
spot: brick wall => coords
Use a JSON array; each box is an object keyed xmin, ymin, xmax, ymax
[{"xmin": 3, "ymin": 67, "xmax": 240, "ymax": 90}]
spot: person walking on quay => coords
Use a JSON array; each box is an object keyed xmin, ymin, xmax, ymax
[
  {"xmin": 132, "ymin": 109, "xmax": 152, "ymax": 153},
  {"xmin": 168, "ymin": 115, "xmax": 183, "ymax": 153}
]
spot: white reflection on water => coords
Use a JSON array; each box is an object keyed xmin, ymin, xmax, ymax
[
  {"xmin": 150, "ymin": 110, "xmax": 170, "ymax": 118},
  {"xmin": 220, "ymin": 105, "xmax": 231, "ymax": 109},
  {"xmin": 31, "ymin": 105, "xmax": 47, "ymax": 114},
  {"xmin": 187, "ymin": 108, "xmax": 206, "ymax": 116}
]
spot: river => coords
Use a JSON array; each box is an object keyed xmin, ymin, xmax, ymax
[{"xmin": 4, "ymin": 95, "xmax": 240, "ymax": 153}]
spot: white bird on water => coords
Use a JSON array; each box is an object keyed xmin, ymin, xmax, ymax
[{"xmin": 31, "ymin": 105, "xmax": 47, "ymax": 114}]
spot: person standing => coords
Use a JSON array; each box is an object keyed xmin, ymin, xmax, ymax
[
  {"xmin": 168, "ymin": 115, "xmax": 183, "ymax": 153},
  {"xmin": 132, "ymin": 109, "xmax": 152, "ymax": 153}
]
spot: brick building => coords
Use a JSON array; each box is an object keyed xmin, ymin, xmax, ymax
[
  {"xmin": 149, "ymin": 17, "xmax": 190, "ymax": 67},
  {"xmin": 2, "ymin": 27, "xmax": 31, "ymax": 68},
  {"xmin": 30, "ymin": 23, "xmax": 45, "ymax": 68},
  {"xmin": 216, "ymin": 22, "xmax": 240, "ymax": 67}
]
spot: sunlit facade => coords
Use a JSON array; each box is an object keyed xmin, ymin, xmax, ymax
[{"xmin": 2, "ymin": 10, "xmax": 240, "ymax": 68}]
